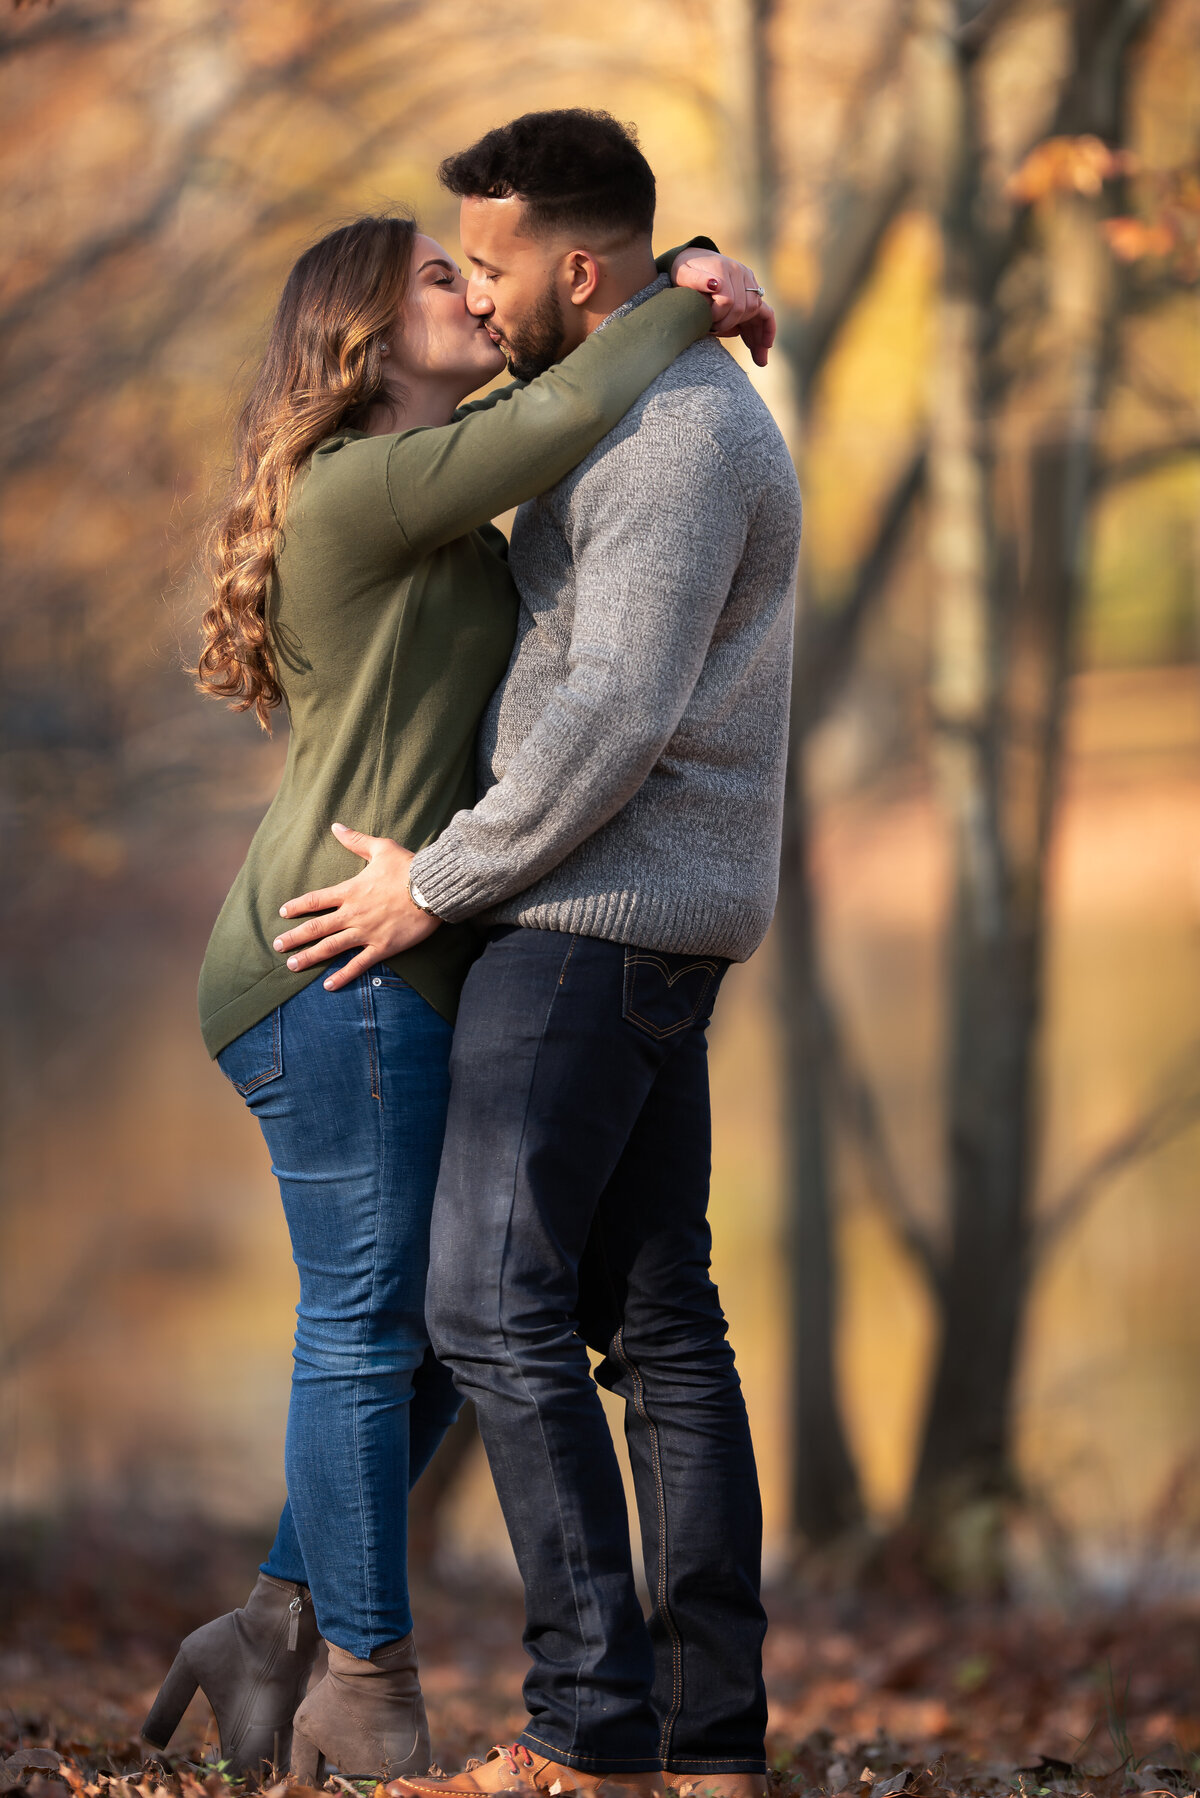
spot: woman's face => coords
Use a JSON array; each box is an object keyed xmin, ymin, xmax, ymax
[{"xmin": 388, "ymin": 233, "xmax": 506, "ymax": 393}]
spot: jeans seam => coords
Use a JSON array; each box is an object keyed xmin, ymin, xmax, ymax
[
  {"xmin": 612, "ymin": 1323, "xmax": 682, "ymax": 1767},
  {"xmin": 350, "ymin": 971, "xmax": 388, "ymax": 1650},
  {"xmin": 519, "ymin": 1731, "xmax": 659, "ymax": 1769},
  {"xmin": 494, "ymin": 932, "xmax": 594, "ymax": 1757},
  {"xmin": 361, "ymin": 970, "xmax": 381, "ymax": 1102},
  {"xmin": 664, "ymin": 1758, "xmax": 770, "ymax": 1768}
]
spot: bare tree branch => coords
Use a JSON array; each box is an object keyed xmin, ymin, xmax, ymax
[
  {"xmin": 785, "ymin": 165, "xmax": 914, "ymax": 390},
  {"xmin": 1084, "ymin": 0, "xmax": 1161, "ymax": 136},
  {"xmin": 0, "ymin": 49, "xmax": 530, "ymax": 470},
  {"xmin": 0, "ymin": 1, "xmax": 426, "ymax": 340},
  {"xmin": 793, "ymin": 445, "xmax": 927, "ymax": 732},
  {"xmin": 956, "ymin": 0, "xmax": 1025, "ymax": 60},
  {"xmin": 758, "ymin": 4, "xmax": 916, "ymax": 385},
  {"xmin": 0, "ymin": 0, "xmax": 128, "ymax": 59},
  {"xmin": 1115, "ymin": 346, "xmax": 1200, "ymax": 429},
  {"xmin": 1034, "ymin": 1042, "xmax": 1200, "ymax": 1259},
  {"xmin": 822, "ymin": 998, "xmax": 946, "ymax": 1296},
  {"xmin": 1092, "ymin": 438, "xmax": 1200, "ymax": 488}
]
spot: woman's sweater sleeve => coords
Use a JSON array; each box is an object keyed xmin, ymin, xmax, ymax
[
  {"xmin": 381, "ymin": 285, "xmax": 712, "ymax": 558},
  {"xmin": 444, "ymin": 240, "xmax": 716, "ymax": 426},
  {"xmin": 654, "ymin": 236, "xmax": 719, "ymax": 275}
]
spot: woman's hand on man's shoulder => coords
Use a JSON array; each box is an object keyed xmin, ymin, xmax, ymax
[{"xmin": 670, "ymin": 248, "xmax": 776, "ymax": 368}]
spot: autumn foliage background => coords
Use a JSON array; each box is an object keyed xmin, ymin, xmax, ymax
[{"xmin": 1, "ymin": 0, "xmax": 1199, "ymax": 1792}]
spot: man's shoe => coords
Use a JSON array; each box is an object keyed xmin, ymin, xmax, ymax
[
  {"xmin": 663, "ymin": 1779, "xmax": 768, "ymax": 1798},
  {"xmin": 386, "ymin": 1742, "xmax": 661, "ymax": 1796}
]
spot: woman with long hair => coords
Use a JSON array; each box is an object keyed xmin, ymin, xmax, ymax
[{"xmin": 140, "ymin": 211, "xmax": 767, "ymax": 1785}]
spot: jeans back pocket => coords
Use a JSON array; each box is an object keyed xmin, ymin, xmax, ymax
[
  {"xmin": 622, "ymin": 950, "xmax": 723, "ymax": 1042},
  {"xmin": 217, "ymin": 1007, "xmax": 284, "ymax": 1095}
]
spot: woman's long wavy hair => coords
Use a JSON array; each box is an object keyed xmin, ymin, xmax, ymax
[{"xmin": 197, "ymin": 214, "xmax": 417, "ymax": 729}]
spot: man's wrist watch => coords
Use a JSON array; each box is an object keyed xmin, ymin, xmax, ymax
[{"xmin": 408, "ymin": 871, "xmax": 438, "ymax": 918}]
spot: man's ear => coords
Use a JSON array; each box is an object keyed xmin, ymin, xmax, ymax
[{"xmin": 562, "ymin": 248, "xmax": 602, "ymax": 309}]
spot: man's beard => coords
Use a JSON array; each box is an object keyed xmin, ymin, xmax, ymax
[{"xmin": 501, "ymin": 278, "xmax": 568, "ymax": 382}]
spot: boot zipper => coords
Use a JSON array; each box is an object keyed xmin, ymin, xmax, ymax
[{"xmin": 226, "ymin": 1588, "xmax": 308, "ymax": 1760}]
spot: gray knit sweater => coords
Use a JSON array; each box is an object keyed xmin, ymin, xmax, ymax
[{"xmin": 407, "ymin": 277, "xmax": 802, "ymax": 963}]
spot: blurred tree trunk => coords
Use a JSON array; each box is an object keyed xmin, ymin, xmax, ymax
[
  {"xmin": 717, "ymin": 0, "xmax": 868, "ymax": 1550},
  {"xmin": 712, "ymin": 0, "xmax": 1161, "ymax": 1583},
  {"xmin": 905, "ymin": 0, "xmax": 1150, "ymax": 1594},
  {"xmin": 718, "ymin": 0, "xmax": 937, "ymax": 1553},
  {"xmin": 776, "ymin": 764, "xmax": 867, "ymax": 1546}
]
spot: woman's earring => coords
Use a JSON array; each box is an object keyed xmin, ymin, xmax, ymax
[{"xmin": 379, "ymin": 343, "xmax": 389, "ymax": 357}]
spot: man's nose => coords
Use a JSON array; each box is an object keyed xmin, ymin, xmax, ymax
[{"xmin": 466, "ymin": 277, "xmax": 493, "ymax": 316}]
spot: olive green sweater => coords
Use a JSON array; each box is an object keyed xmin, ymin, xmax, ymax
[{"xmin": 198, "ymin": 283, "xmax": 714, "ymax": 1057}]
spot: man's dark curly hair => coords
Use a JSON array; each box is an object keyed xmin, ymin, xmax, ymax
[{"xmin": 438, "ymin": 109, "xmax": 655, "ymax": 241}]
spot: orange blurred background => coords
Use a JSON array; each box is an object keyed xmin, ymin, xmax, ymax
[{"xmin": 1, "ymin": 0, "xmax": 1198, "ymax": 1597}]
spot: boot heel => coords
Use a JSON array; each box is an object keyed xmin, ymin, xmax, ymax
[
  {"xmin": 290, "ymin": 1727, "xmax": 326, "ymax": 1787},
  {"xmin": 141, "ymin": 1652, "xmax": 200, "ymax": 1749}
]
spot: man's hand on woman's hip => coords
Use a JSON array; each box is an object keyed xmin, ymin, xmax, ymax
[{"xmin": 273, "ymin": 821, "xmax": 439, "ymax": 991}]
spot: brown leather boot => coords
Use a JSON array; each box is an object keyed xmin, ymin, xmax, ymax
[
  {"xmin": 290, "ymin": 1635, "xmax": 430, "ymax": 1782},
  {"xmin": 387, "ymin": 1742, "xmax": 663, "ymax": 1796},
  {"xmin": 141, "ymin": 1572, "xmax": 318, "ymax": 1779}
]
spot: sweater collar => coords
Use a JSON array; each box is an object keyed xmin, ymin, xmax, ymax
[{"xmin": 595, "ymin": 272, "xmax": 670, "ymax": 334}]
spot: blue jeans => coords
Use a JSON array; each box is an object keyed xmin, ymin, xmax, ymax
[
  {"xmin": 217, "ymin": 959, "xmax": 461, "ymax": 1658},
  {"xmin": 426, "ymin": 928, "xmax": 767, "ymax": 1777}
]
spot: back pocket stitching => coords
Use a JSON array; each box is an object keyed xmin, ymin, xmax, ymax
[{"xmin": 622, "ymin": 953, "xmax": 720, "ymax": 1040}]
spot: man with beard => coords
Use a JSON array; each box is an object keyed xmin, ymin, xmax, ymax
[{"xmin": 275, "ymin": 109, "xmax": 801, "ymax": 1798}]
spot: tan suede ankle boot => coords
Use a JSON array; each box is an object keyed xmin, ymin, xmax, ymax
[{"xmin": 290, "ymin": 1635, "xmax": 430, "ymax": 1783}]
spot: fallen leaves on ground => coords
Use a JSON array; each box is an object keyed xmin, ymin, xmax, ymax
[{"xmin": 1, "ymin": 1514, "xmax": 1198, "ymax": 1798}]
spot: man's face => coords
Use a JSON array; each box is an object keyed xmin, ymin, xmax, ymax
[{"xmin": 459, "ymin": 195, "xmax": 575, "ymax": 381}]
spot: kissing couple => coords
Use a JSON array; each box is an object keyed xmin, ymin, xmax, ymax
[{"xmin": 143, "ymin": 107, "xmax": 801, "ymax": 1798}]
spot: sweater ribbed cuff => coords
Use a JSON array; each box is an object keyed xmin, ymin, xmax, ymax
[{"xmin": 407, "ymin": 837, "xmax": 498, "ymax": 924}]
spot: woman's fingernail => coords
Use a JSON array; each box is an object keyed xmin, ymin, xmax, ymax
[
  {"xmin": 707, "ymin": 279, "xmax": 720, "ymax": 291},
  {"xmin": 332, "ymin": 821, "xmax": 344, "ymax": 831},
  {"xmin": 287, "ymin": 957, "xmax": 299, "ymax": 970},
  {"xmin": 273, "ymin": 938, "xmax": 283, "ymax": 951},
  {"xmin": 324, "ymin": 979, "xmax": 334, "ymax": 990},
  {"xmin": 279, "ymin": 905, "xmax": 288, "ymax": 917}
]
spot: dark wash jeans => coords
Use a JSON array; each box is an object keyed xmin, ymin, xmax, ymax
[
  {"xmin": 217, "ymin": 957, "xmax": 461, "ymax": 1657},
  {"xmin": 426, "ymin": 927, "xmax": 767, "ymax": 1776}
]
